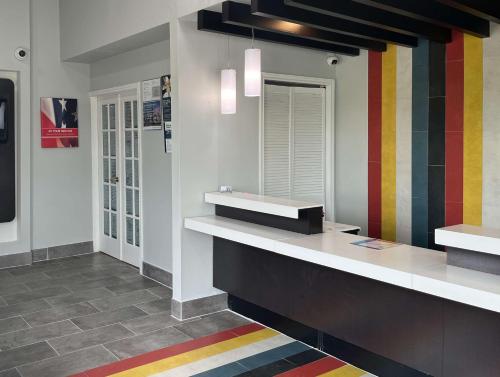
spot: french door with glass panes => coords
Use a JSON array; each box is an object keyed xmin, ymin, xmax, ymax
[{"xmin": 99, "ymin": 94, "xmax": 142, "ymax": 267}]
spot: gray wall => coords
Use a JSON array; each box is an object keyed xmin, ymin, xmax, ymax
[
  {"xmin": 90, "ymin": 40, "xmax": 172, "ymax": 273},
  {"xmin": 31, "ymin": 0, "xmax": 93, "ymax": 249}
]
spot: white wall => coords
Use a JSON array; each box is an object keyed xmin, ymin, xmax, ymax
[
  {"xmin": 170, "ymin": 18, "xmax": 368, "ymax": 304},
  {"xmin": 217, "ymin": 37, "xmax": 337, "ymax": 194},
  {"xmin": 30, "ymin": 0, "xmax": 93, "ymax": 249},
  {"xmin": 90, "ymin": 41, "xmax": 172, "ymax": 273},
  {"xmin": 0, "ymin": 0, "xmax": 31, "ymax": 255},
  {"xmin": 335, "ymin": 52, "xmax": 369, "ymax": 235},
  {"xmin": 59, "ymin": 0, "xmax": 173, "ymax": 61}
]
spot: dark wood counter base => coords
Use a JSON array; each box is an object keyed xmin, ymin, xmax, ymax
[
  {"xmin": 228, "ymin": 295, "xmax": 428, "ymax": 377},
  {"xmin": 215, "ymin": 204, "xmax": 323, "ymax": 234},
  {"xmin": 214, "ymin": 237, "xmax": 500, "ymax": 377}
]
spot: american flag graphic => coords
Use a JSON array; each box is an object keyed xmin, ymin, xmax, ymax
[{"xmin": 41, "ymin": 97, "xmax": 79, "ymax": 148}]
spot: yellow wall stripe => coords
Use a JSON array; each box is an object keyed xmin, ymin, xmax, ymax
[
  {"xmin": 381, "ymin": 45, "xmax": 397, "ymax": 241},
  {"xmin": 318, "ymin": 364, "xmax": 367, "ymax": 377},
  {"xmin": 463, "ymin": 35, "xmax": 483, "ymax": 225},
  {"xmin": 111, "ymin": 328, "xmax": 278, "ymax": 377}
]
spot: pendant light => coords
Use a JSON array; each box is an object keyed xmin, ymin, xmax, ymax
[
  {"xmin": 221, "ymin": 36, "xmax": 236, "ymax": 114},
  {"xmin": 245, "ymin": 29, "xmax": 261, "ymax": 97}
]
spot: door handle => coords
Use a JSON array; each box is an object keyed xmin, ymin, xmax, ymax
[{"xmin": 110, "ymin": 176, "xmax": 119, "ymax": 184}]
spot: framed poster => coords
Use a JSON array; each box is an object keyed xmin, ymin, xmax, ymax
[
  {"xmin": 142, "ymin": 78, "xmax": 162, "ymax": 130},
  {"xmin": 161, "ymin": 75, "xmax": 171, "ymax": 122},
  {"xmin": 164, "ymin": 122, "xmax": 172, "ymax": 154},
  {"xmin": 40, "ymin": 97, "xmax": 78, "ymax": 148}
]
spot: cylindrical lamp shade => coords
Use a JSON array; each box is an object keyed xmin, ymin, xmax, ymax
[
  {"xmin": 220, "ymin": 69, "xmax": 236, "ymax": 114},
  {"xmin": 245, "ymin": 48, "xmax": 261, "ymax": 97}
]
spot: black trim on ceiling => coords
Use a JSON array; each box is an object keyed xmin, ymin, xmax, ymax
[
  {"xmin": 353, "ymin": 0, "xmax": 489, "ymax": 38},
  {"xmin": 251, "ymin": 0, "xmax": 418, "ymax": 48},
  {"xmin": 436, "ymin": 0, "xmax": 500, "ymax": 23},
  {"xmin": 222, "ymin": 1, "xmax": 386, "ymax": 51},
  {"xmin": 197, "ymin": 10, "xmax": 360, "ymax": 56},
  {"xmin": 284, "ymin": 0, "xmax": 452, "ymax": 43}
]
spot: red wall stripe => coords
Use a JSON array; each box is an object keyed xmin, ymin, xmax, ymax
[
  {"xmin": 445, "ymin": 30, "xmax": 464, "ymax": 226},
  {"xmin": 368, "ymin": 51, "xmax": 382, "ymax": 238}
]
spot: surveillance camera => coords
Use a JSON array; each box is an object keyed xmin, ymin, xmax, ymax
[
  {"xmin": 327, "ymin": 55, "xmax": 340, "ymax": 66},
  {"xmin": 14, "ymin": 47, "xmax": 28, "ymax": 61}
]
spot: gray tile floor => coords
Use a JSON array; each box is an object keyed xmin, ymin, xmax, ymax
[{"xmin": 0, "ymin": 253, "xmax": 250, "ymax": 377}]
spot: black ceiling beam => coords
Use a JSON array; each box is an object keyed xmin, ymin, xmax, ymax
[
  {"xmin": 197, "ymin": 10, "xmax": 360, "ymax": 56},
  {"xmin": 436, "ymin": 0, "xmax": 500, "ymax": 23},
  {"xmin": 353, "ymin": 0, "xmax": 489, "ymax": 37},
  {"xmin": 251, "ymin": 0, "xmax": 418, "ymax": 48},
  {"xmin": 222, "ymin": 1, "xmax": 386, "ymax": 51},
  {"xmin": 284, "ymin": 0, "xmax": 452, "ymax": 43}
]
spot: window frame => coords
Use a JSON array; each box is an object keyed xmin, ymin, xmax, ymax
[{"xmin": 259, "ymin": 73, "xmax": 335, "ymax": 221}]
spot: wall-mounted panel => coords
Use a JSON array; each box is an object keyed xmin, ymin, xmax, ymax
[{"xmin": 0, "ymin": 78, "xmax": 15, "ymax": 223}]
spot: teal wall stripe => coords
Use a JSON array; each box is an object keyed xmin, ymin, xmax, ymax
[
  {"xmin": 412, "ymin": 39, "xmax": 430, "ymax": 248},
  {"xmin": 427, "ymin": 42, "xmax": 447, "ymax": 250}
]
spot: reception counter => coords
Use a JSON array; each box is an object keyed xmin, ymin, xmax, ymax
[{"xmin": 185, "ymin": 193, "xmax": 500, "ymax": 377}]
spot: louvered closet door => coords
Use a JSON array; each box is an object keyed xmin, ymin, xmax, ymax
[
  {"xmin": 262, "ymin": 84, "xmax": 326, "ymax": 207},
  {"xmin": 291, "ymin": 87, "xmax": 325, "ymax": 204},
  {"xmin": 263, "ymin": 84, "xmax": 291, "ymax": 198}
]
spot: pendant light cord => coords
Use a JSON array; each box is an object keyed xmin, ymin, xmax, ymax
[
  {"xmin": 251, "ymin": 28, "xmax": 255, "ymax": 48},
  {"xmin": 226, "ymin": 35, "xmax": 230, "ymax": 68}
]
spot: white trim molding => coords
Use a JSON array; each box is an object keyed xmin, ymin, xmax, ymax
[{"xmin": 259, "ymin": 73, "xmax": 335, "ymax": 221}]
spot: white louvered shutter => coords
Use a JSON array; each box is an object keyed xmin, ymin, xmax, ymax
[
  {"xmin": 263, "ymin": 83, "xmax": 326, "ymax": 207},
  {"xmin": 263, "ymin": 84, "xmax": 291, "ymax": 198},
  {"xmin": 291, "ymin": 87, "xmax": 325, "ymax": 205}
]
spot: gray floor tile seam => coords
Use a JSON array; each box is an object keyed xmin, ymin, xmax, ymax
[
  {"xmin": 117, "ymin": 311, "xmax": 180, "ymax": 337},
  {"xmin": 46, "ymin": 323, "xmax": 137, "ymax": 352},
  {"xmin": 67, "ymin": 308, "xmax": 141, "ymax": 332},
  {"xmin": 0, "ymin": 319, "xmax": 83, "ymax": 352},
  {"xmin": 100, "ymin": 343, "xmax": 123, "ymax": 361},
  {"xmin": 47, "ymin": 287, "xmax": 118, "ymax": 305},
  {"xmin": 44, "ymin": 341, "xmax": 61, "ymax": 357},
  {"xmin": 146, "ymin": 287, "xmax": 171, "ymax": 300},
  {"xmin": 0, "ymin": 341, "xmax": 58, "ymax": 374},
  {"xmin": 13, "ymin": 344, "xmax": 120, "ymax": 377},
  {"xmin": 0, "ymin": 316, "xmax": 32, "ymax": 336},
  {"xmin": 100, "ymin": 326, "xmax": 196, "ymax": 360},
  {"xmin": 83, "ymin": 300, "xmax": 103, "ymax": 313},
  {"xmin": 2, "ymin": 288, "xmax": 74, "ymax": 306}
]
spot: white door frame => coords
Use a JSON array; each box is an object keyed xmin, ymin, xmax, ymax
[
  {"xmin": 89, "ymin": 83, "xmax": 144, "ymax": 270},
  {"xmin": 259, "ymin": 73, "xmax": 335, "ymax": 221}
]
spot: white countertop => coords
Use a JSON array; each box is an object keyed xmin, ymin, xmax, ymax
[
  {"xmin": 435, "ymin": 224, "xmax": 500, "ymax": 256},
  {"xmin": 185, "ymin": 215, "xmax": 500, "ymax": 313},
  {"xmin": 205, "ymin": 191, "xmax": 323, "ymax": 219}
]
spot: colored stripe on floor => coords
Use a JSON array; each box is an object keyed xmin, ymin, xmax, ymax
[
  {"xmin": 276, "ymin": 356, "xmax": 346, "ymax": 376},
  {"xmin": 73, "ymin": 322, "xmax": 375, "ymax": 377},
  {"xmin": 112, "ymin": 328, "xmax": 278, "ymax": 377},
  {"xmin": 149, "ymin": 333, "xmax": 293, "ymax": 376},
  {"xmin": 78, "ymin": 323, "xmax": 264, "ymax": 377}
]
